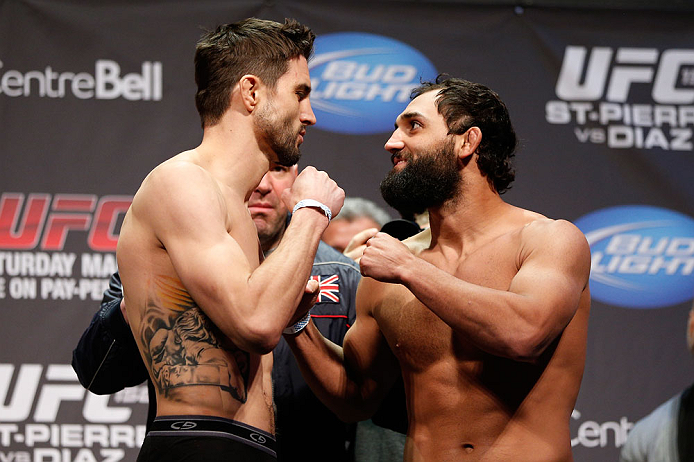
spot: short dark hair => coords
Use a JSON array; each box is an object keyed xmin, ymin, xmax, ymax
[
  {"xmin": 194, "ymin": 18, "xmax": 315, "ymax": 128},
  {"xmin": 412, "ymin": 75, "xmax": 517, "ymax": 194}
]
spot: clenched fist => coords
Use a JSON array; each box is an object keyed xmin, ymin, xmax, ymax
[
  {"xmin": 282, "ymin": 166, "xmax": 344, "ymax": 219},
  {"xmin": 359, "ymin": 232, "xmax": 415, "ymax": 283}
]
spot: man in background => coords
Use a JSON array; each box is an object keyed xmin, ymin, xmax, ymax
[
  {"xmin": 251, "ymin": 165, "xmax": 361, "ymax": 461},
  {"xmin": 323, "ymin": 197, "xmax": 392, "ymax": 260},
  {"xmin": 620, "ymin": 301, "xmax": 694, "ymax": 462}
]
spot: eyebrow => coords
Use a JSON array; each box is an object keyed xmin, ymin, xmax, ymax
[{"xmin": 395, "ymin": 111, "xmax": 425, "ymax": 129}]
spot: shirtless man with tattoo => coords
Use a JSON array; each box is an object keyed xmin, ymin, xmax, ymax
[
  {"xmin": 286, "ymin": 76, "xmax": 591, "ymax": 461},
  {"xmin": 116, "ymin": 18, "xmax": 344, "ymax": 461}
]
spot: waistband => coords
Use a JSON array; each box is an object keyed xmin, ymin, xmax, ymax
[{"xmin": 148, "ymin": 415, "xmax": 276, "ymax": 458}]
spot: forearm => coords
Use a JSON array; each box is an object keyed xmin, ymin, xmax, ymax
[
  {"xmin": 193, "ymin": 208, "xmax": 329, "ymax": 353},
  {"xmin": 284, "ymin": 321, "xmax": 378, "ymax": 422},
  {"xmin": 399, "ymin": 258, "xmax": 550, "ymax": 361},
  {"xmin": 245, "ymin": 210, "xmax": 328, "ymax": 332}
]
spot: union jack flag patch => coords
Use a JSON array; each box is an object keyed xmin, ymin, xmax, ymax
[{"xmin": 310, "ymin": 274, "xmax": 340, "ymax": 303}]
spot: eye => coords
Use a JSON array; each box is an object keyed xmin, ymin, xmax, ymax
[{"xmin": 410, "ymin": 120, "xmax": 422, "ymax": 130}]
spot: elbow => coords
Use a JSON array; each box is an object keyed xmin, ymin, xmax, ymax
[
  {"xmin": 238, "ymin": 321, "xmax": 281, "ymax": 355},
  {"xmin": 216, "ymin": 308, "xmax": 284, "ymax": 354},
  {"xmin": 503, "ymin": 330, "xmax": 552, "ymax": 363},
  {"xmin": 506, "ymin": 347, "xmax": 541, "ymax": 363}
]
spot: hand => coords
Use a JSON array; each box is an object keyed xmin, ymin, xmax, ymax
[
  {"xmin": 287, "ymin": 278, "xmax": 319, "ymax": 326},
  {"xmin": 343, "ymin": 227, "xmax": 379, "ymax": 262},
  {"xmin": 282, "ymin": 166, "xmax": 345, "ymax": 219},
  {"xmin": 359, "ymin": 232, "xmax": 415, "ymax": 283},
  {"xmin": 120, "ymin": 298, "xmax": 129, "ymax": 325}
]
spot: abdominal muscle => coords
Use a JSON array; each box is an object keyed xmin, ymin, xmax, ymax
[{"xmin": 401, "ymin": 360, "xmax": 574, "ymax": 462}]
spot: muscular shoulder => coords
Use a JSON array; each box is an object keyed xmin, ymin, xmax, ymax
[
  {"xmin": 139, "ymin": 156, "xmax": 219, "ymax": 206},
  {"xmin": 519, "ymin": 216, "xmax": 591, "ymax": 281},
  {"xmin": 132, "ymin": 156, "xmax": 231, "ymax": 232},
  {"xmin": 520, "ymin": 217, "xmax": 589, "ymax": 253}
]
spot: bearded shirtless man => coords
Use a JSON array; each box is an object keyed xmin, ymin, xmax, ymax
[
  {"xmin": 286, "ymin": 76, "xmax": 591, "ymax": 461},
  {"xmin": 116, "ymin": 18, "xmax": 344, "ymax": 462}
]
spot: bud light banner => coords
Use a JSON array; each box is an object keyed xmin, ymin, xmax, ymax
[
  {"xmin": 310, "ymin": 32, "xmax": 438, "ymax": 134},
  {"xmin": 576, "ymin": 205, "xmax": 694, "ymax": 309},
  {"xmin": 1, "ymin": 2, "xmax": 693, "ymax": 461}
]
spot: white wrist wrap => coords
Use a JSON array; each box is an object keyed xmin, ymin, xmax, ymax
[
  {"xmin": 292, "ymin": 199, "xmax": 332, "ymax": 222},
  {"xmin": 283, "ymin": 311, "xmax": 312, "ymax": 335}
]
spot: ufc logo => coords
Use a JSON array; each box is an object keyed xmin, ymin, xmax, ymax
[
  {"xmin": 0, "ymin": 193, "xmax": 132, "ymax": 251},
  {"xmin": 0, "ymin": 364, "xmax": 132, "ymax": 423},
  {"xmin": 555, "ymin": 46, "xmax": 694, "ymax": 104}
]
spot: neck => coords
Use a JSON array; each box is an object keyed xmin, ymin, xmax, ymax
[
  {"xmin": 427, "ymin": 180, "xmax": 511, "ymax": 252},
  {"xmin": 195, "ymin": 112, "xmax": 271, "ymax": 201}
]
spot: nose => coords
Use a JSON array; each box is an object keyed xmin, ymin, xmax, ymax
[
  {"xmin": 384, "ymin": 130, "xmax": 404, "ymax": 153},
  {"xmin": 301, "ymin": 98, "xmax": 317, "ymax": 126},
  {"xmin": 255, "ymin": 172, "xmax": 272, "ymax": 194}
]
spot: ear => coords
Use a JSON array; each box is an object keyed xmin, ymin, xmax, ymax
[
  {"xmin": 239, "ymin": 74, "xmax": 261, "ymax": 112},
  {"xmin": 457, "ymin": 127, "xmax": 482, "ymax": 160}
]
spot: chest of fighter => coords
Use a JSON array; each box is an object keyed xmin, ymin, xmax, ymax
[{"xmin": 374, "ymin": 247, "xmax": 520, "ymax": 369}]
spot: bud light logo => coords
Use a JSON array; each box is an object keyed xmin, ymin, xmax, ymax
[
  {"xmin": 309, "ymin": 33, "xmax": 437, "ymax": 134},
  {"xmin": 575, "ymin": 205, "xmax": 694, "ymax": 309}
]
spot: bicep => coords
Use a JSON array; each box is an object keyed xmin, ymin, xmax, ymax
[
  {"xmin": 167, "ymin": 233, "xmax": 253, "ymax": 314},
  {"xmin": 509, "ymin": 222, "xmax": 590, "ymax": 329}
]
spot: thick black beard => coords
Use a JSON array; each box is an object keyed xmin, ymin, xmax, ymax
[{"xmin": 379, "ymin": 139, "xmax": 461, "ymax": 217}]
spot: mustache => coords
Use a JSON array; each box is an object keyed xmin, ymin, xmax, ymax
[{"xmin": 390, "ymin": 149, "xmax": 411, "ymax": 165}]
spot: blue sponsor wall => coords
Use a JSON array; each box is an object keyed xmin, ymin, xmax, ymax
[
  {"xmin": 310, "ymin": 32, "xmax": 439, "ymax": 134},
  {"xmin": 1, "ymin": 1, "xmax": 693, "ymax": 460},
  {"xmin": 576, "ymin": 206, "xmax": 694, "ymax": 309}
]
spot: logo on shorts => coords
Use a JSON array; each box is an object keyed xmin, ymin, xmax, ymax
[
  {"xmin": 249, "ymin": 433, "xmax": 267, "ymax": 444},
  {"xmin": 309, "ymin": 32, "xmax": 437, "ymax": 134},
  {"xmin": 574, "ymin": 205, "xmax": 694, "ymax": 308},
  {"xmin": 170, "ymin": 421, "xmax": 197, "ymax": 430}
]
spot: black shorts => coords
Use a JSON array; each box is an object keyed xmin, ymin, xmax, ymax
[{"xmin": 137, "ymin": 415, "xmax": 277, "ymax": 461}]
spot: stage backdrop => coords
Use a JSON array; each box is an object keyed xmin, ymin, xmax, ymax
[{"xmin": 1, "ymin": 1, "xmax": 693, "ymax": 461}]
